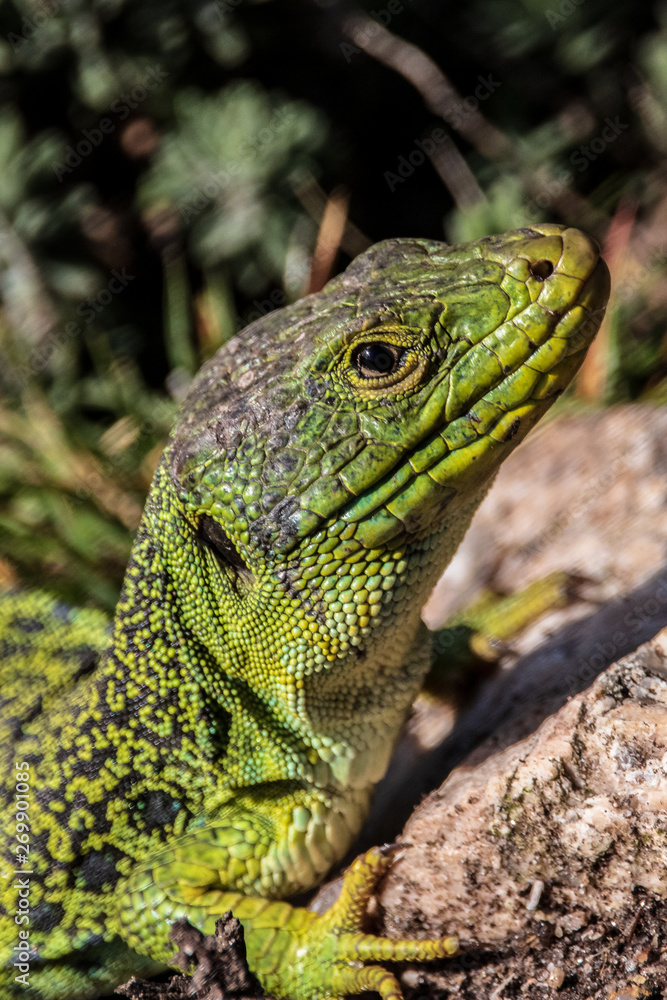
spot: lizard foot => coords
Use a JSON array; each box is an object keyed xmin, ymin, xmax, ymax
[{"xmin": 261, "ymin": 845, "xmax": 458, "ymax": 1000}]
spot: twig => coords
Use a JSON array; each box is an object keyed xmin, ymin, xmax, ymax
[
  {"xmin": 343, "ymin": 13, "xmax": 512, "ymax": 162},
  {"xmin": 341, "ymin": 14, "xmax": 490, "ymax": 208}
]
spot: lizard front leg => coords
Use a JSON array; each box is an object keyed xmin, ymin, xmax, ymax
[{"xmin": 112, "ymin": 796, "xmax": 458, "ymax": 1000}]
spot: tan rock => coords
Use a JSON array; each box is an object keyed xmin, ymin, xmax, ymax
[{"xmin": 381, "ymin": 629, "xmax": 667, "ymax": 946}]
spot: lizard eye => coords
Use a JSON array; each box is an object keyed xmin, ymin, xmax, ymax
[{"xmin": 353, "ymin": 342, "xmax": 403, "ymax": 378}]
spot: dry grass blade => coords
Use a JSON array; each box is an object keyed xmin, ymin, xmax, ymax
[
  {"xmin": 577, "ymin": 200, "xmax": 636, "ymax": 401},
  {"xmin": 0, "ymin": 392, "xmax": 143, "ymax": 530},
  {"xmin": 293, "ymin": 172, "xmax": 371, "ymax": 260},
  {"xmin": 307, "ymin": 186, "xmax": 350, "ymax": 294}
]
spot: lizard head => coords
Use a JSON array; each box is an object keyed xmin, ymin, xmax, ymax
[
  {"xmin": 170, "ymin": 224, "xmax": 608, "ymax": 555},
  {"xmin": 160, "ymin": 224, "xmax": 608, "ymax": 700}
]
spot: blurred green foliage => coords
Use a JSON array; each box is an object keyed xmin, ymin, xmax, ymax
[{"xmin": 0, "ymin": 0, "xmax": 666, "ymax": 609}]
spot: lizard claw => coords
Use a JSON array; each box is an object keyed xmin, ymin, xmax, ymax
[
  {"xmin": 265, "ymin": 846, "xmax": 458, "ymax": 1000},
  {"xmin": 378, "ymin": 842, "xmax": 405, "ymax": 859}
]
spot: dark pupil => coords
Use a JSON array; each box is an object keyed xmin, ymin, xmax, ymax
[{"xmin": 357, "ymin": 343, "xmax": 396, "ymax": 375}]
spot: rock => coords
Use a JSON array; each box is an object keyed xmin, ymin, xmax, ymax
[
  {"xmin": 378, "ymin": 629, "xmax": 667, "ymax": 998},
  {"xmin": 382, "ymin": 629, "xmax": 667, "ymax": 941}
]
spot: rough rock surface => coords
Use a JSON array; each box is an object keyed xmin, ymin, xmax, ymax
[
  {"xmin": 377, "ymin": 629, "xmax": 667, "ymax": 997},
  {"xmin": 382, "ymin": 629, "xmax": 667, "ymax": 936}
]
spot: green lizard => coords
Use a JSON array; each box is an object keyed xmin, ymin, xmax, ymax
[{"xmin": 0, "ymin": 224, "xmax": 609, "ymax": 1000}]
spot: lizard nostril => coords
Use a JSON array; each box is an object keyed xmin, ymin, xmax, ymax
[{"xmin": 529, "ymin": 259, "xmax": 554, "ymax": 280}]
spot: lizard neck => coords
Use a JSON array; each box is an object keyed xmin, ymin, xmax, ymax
[{"xmin": 96, "ymin": 459, "xmax": 490, "ymax": 799}]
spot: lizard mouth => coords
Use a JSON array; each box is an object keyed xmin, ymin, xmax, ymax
[{"xmin": 327, "ymin": 226, "xmax": 610, "ymax": 547}]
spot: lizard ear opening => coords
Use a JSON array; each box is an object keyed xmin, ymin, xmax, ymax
[{"xmin": 196, "ymin": 514, "xmax": 250, "ymax": 578}]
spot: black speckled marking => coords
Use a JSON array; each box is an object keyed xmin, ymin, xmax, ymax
[
  {"xmin": 141, "ymin": 790, "xmax": 183, "ymax": 832},
  {"xmin": 78, "ymin": 848, "xmax": 128, "ymax": 892}
]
